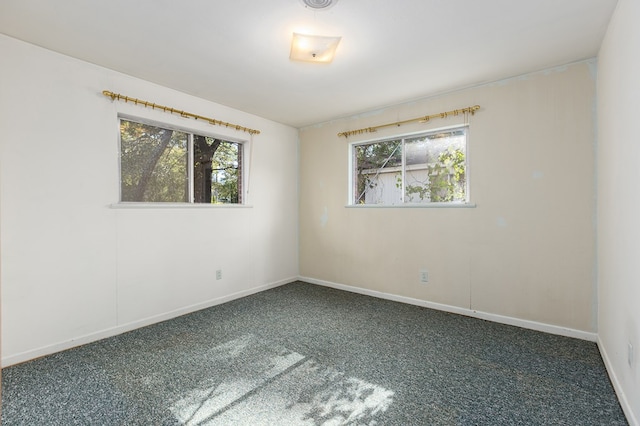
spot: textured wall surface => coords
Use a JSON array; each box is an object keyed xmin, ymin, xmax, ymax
[
  {"xmin": 0, "ymin": 34, "xmax": 300, "ymax": 365},
  {"xmin": 300, "ymin": 61, "xmax": 597, "ymax": 333},
  {"xmin": 597, "ymin": 0, "xmax": 640, "ymax": 422}
]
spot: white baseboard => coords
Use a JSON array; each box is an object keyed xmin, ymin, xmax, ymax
[
  {"xmin": 299, "ymin": 276, "xmax": 598, "ymax": 342},
  {"xmin": 598, "ymin": 336, "xmax": 639, "ymax": 426},
  {"xmin": 2, "ymin": 277, "xmax": 297, "ymax": 368}
]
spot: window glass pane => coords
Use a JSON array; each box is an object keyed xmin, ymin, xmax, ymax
[
  {"xmin": 120, "ymin": 120, "xmax": 188, "ymax": 202},
  {"xmin": 354, "ymin": 139, "xmax": 402, "ymax": 204},
  {"xmin": 351, "ymin": 127, "xmax": 468, "ymax": 206},
  {"xmin": 212, "ymin": 141, "xmax": 241, "ymax": 204},
  {"xmin": 404, "ymin": 129, "xmax": 466, "ymax": 203},
  {"xmin": 193, "ymin": 137, "xmax": 241, "ymax": 204}
]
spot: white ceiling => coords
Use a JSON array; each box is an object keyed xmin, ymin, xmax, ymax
[{"xmin": 0, "ymin": 0, "xmax": 617, "ymax": 128}]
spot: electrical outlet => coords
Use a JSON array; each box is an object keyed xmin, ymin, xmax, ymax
[
  {"xmin": 629, "ymin": 341, "xmax": 634, "ymax": 367},
  {"xmin": 216, "ymin": 269, "xmax": 222, "ymax": 280},
  {"xmin": 420, "ymin": 269, "xmax": 428, "ymax": 283}
]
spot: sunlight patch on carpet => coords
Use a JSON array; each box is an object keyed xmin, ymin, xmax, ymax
[{"xmin": 169, "ymin": 334, "xmax": 394, "ymax": 425}]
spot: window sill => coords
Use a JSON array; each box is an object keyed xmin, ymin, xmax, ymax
[
  {"xmin": 109, "ymin": 203, "xmax": 253, "ymax": 209},
  {"xmin": 345, "ymin": 202, "xmax": 476, "ymax": 209}
]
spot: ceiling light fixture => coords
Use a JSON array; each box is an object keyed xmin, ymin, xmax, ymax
[
  {"xmin": 299, "ymin": 0, "xmax": 339, "ymax": 10},
  {"xmin": 290, "ymin": 32, "xmax": 341, "ymax": 63}
]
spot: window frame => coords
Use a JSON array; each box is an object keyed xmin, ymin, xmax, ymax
[
  {"xmin": 347, "ymin": 124, "xmax": 474, "ymax": 208},
  {"xmin": 116, "ymin": 115, "xmax": 247, "ymax": 206}
]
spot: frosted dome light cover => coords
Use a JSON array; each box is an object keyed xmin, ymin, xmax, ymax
[{"xmin": 290, "ymin": 33, "xmax": 341, "ymax": 63}]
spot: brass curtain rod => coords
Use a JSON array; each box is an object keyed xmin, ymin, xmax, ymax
[
  {"xmin": 337, "ymin": 105, "xmax": 480, "ymax": 138},
  {"xmin": 102, "ymin": 91, "xmax": 261, "ymax": 135}
]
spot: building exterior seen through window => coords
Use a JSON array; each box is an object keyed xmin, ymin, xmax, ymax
[
  {"xmin": 119, "ymin": 119, "xmax": 242, "ymax": 204},
  {"xmin": 352, "ymin": 126, "xmax": 468, "ymax": 205}
]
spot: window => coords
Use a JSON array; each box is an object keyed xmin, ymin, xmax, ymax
[
  {"xmin": 352, "ymin": 126, "xmax": 468, "ymax": 205},
  {"xmin": 119, "ymin": 119, "xmax": 243, "ymax": 204}
]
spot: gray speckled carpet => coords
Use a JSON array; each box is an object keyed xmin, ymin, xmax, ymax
[{"xmin": 1, "ymin": 281, "xmax": 627, "ymax": 425}]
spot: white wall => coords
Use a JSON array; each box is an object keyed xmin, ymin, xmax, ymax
[
  {"xmin": 0, "ymin": 35, "xmax": 299, "ymax": 366},
  {"xmin": 299, "ymin": 61, "xmax": 597, "ymax": 337},
  {"xmin": 597, "ymin": 0, "xmax": 640, "ymax": 422}
]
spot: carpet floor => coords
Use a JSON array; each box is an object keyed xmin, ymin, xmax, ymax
[{"xmin": 2, "ymin": 281, "xmax": 627, "ymax": 425}]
